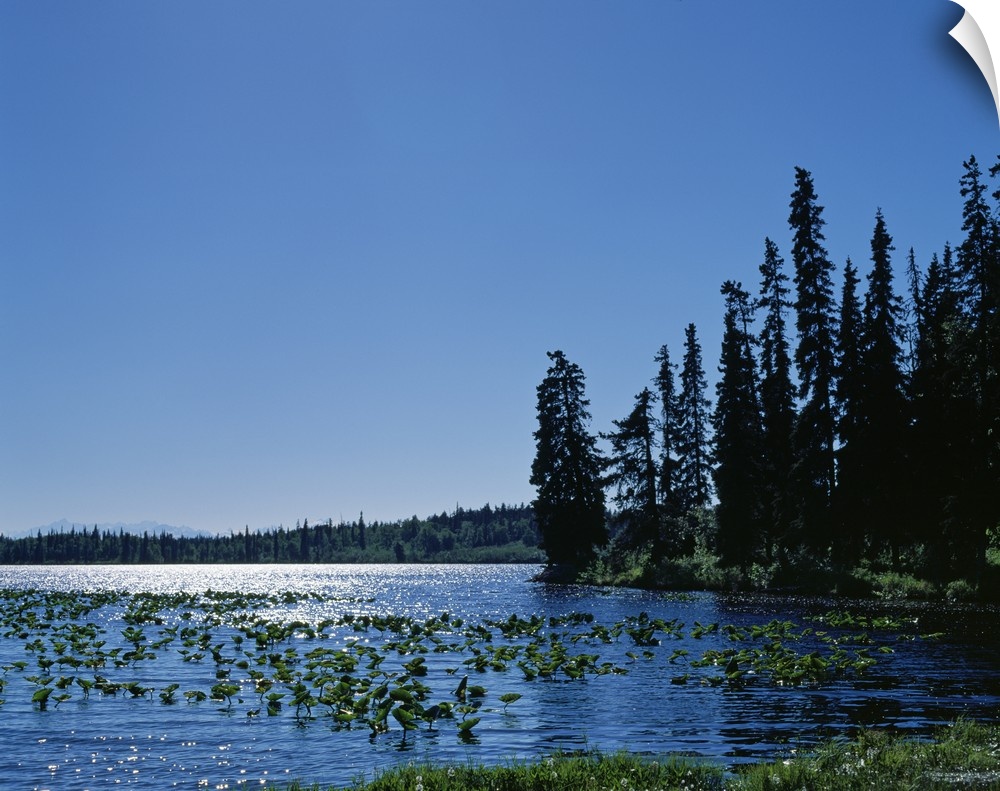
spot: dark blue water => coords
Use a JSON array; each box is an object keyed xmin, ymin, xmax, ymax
[{"xmin": 0, "ymin": 564, "xmax": 997, "ymax": 790}]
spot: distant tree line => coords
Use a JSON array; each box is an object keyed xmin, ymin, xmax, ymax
[
  {"xmin": 0, "ymin": 504, "xmax": 541, "ymax": 564},
  {"xmin": 532, "ymin": 157, "xmax": 1000, "ymax": 586}
]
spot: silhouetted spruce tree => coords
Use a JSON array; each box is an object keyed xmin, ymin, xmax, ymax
[
  {"xmin": 948, "ymin": 156, "xmax": 1000, "ymax": 575},
  {"xmin": 977, "ymin": 158, "xmax": 1000, "ymax": 550},
  {"xmin": 918, "ymin": 247, "xmax": 959, "ymax": 366},
  {"xmin": 603, "ymin": 387, "xmax": 660, "ymax": 552},
  {"xmin": 857, "ymin": 209, "xmax": 909, "ymax": 565},
  {"xmin": 904, "ymin": 247, "xmax": 923, "ymax": 378},
  {"xmin": 653, "ymin": 344, "xmax": 681, "ymax": 515},
  {"xmin": 756, "ymin": 238, "xmax": 797, "ymax": 564},
  {"xmin": 675, "ymin": 324, "xmax": 713, "ymax": 516},
  {"xmin": 788, "ymin": 167, "xmax": 838, "ymax": 554},
  {"xmin": 712, "ymin": 281, "xmax": 764, "ymax": 569},
  {"xmin": 910, "ymin": 245, "xmax": 963, "ymax": 559},
  {"xmin": 832, "ymin": 257, "xmax": 865, "ymax": 563},
  {"xmin": 530, "ymin": 350, "xmax": 608, "ymax": 567}
]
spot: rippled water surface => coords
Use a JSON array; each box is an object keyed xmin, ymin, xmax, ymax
[{"xmin": 1, "ymin": 564, "xmax": 998, "ymax": 790}]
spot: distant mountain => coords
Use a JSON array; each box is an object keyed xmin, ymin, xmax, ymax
[{"xmin": 3, "ymin": 520, "xmax": 213, "ymax": 540}]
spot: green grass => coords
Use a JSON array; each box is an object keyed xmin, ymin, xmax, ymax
[
  {"xmin": 270, "ymin": 720, "xmax": 1000, "ymax": 790},
  {"xmin": 280, "ymin": 753, "xmax": 724, "ymax": 790},
  {"xmin": 579, "ymin": 541, "xmax": 1000, "ymax": 601},
  {"xmin": 734, "ymin": 719, "xmax": 1000, "ymax": 790}
]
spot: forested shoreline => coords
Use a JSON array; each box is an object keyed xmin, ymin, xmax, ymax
[
  {"xmin": 8, "ymin": 158, "xmax": 999, "ymax": 600},
  {"xmin": 531, "ymin": 157, "xmax": 1000, "ymax": 599},
  {"xmin": 0, "ymin": 504, "xmax": 542, "ymax": 565}
]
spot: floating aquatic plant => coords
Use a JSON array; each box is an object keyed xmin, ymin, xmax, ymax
[{"xmin": 0, "ymin": 585, "xmax": 947, "ymax": 747}]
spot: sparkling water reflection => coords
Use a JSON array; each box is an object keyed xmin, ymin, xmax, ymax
[{"xmin": 0, "ymin": 564, "xmax": 998, "ymax": 790}]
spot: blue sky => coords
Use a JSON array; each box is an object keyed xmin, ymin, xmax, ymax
[{"xmin": 1, "ymin": 0, "xmax": 997, "ymax": 534}]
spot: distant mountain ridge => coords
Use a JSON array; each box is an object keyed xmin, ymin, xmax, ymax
[{"xmin": 5, "ymin": 520, "xmax": 212, "ymax": 540}]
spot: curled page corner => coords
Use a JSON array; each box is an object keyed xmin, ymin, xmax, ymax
[{"xmin": 950, "ymin": 0, "xmax": 1000, "ymax": 128}]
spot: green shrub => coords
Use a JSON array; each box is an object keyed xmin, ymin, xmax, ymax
[
  {"xmin": 578, "ymin": 542, "xmax": 652, "ymax": 588},
  {"xmin": 870, "ymin": 572, "xmax": 939, "ymax": 600},
  {"xmin": 846, "ymin": 566, "xmax": 942, "ymax": 600},
  {"xmin": 944, "ymin": 578, "xmax": 977, "ymax": 602},
  {"xmin": 747, "ymin": 561, "xmax": 779, "ymax": 591},
  {"xmin": 648, "ymin": 547, "xmax": 727, "ymax": 591}
]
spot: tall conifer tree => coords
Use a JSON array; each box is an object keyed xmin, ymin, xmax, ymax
[
  {"xmin": 949, "ymin": 156, "xmax": 1000, "ymax": 574},
  {"xmin": 903, "ymin": 247, "xmax": 923, "ymax": 378},
  {"xmin": 788, "ymin": 167, "xmax": 838, "ymax": 553},
  {"xmin": 654, "ymin": 344, "xmax": 680, "ymax": 514},
  {"xmin": 603, "ymin": 387, "xmax": 660, "ymax": 552},
  {"xmin": 712, "ymin": 282, "xmax": 764, "ymax": 568},
  {"xmin": 911, "ymin": 245, "xmax": 964, "ymax": 560},
  {"xmin": 833, "ymin": 258, "xmax": 864, "ymax": 562},
  {"xmin": 757, "ymin": 238, "xmax": 797, "ymax": 563},
  {"xmin": 857, "ymin": 209, "xmax": 909, "ymax": 563},
  {"xmin": 675, "ymin": 324, "xmax": 713, "ymax": 515},
  {"xmin": 530, "ymin": 350, "xmax": 607, "ymax": 567}
]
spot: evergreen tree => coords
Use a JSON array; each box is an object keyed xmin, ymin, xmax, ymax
[
  {"xmin": 832, "ymin": 257, "xmax": 865, "ymax": 563},
  {"xmin": 603, "ymin": 387, "xmax": 660, "ymax": 552},
  {"xmin": 911, "ymin": 244, "xmax": 964, "ymax": 561},
  {"xmin": 756, "ymin": 238, "xmax": 797, "ymax": 564},
  {"xmin": 919, "ymin": 246, "xmax": 960, "ymax": 365},
  {"xmin": 947, "ymin": 156, "xmax": 1000, "ymax": 575},
  {"xmin": 903, "ymin": 247, "xmax": 923, "ymax": 377},
  {"xmin": 960, "ymin": 156, "xmax": 997, "ymax": 330},
  {"xmin": 788, "ymin": 166, "xmax": 838, "ymax": 553},
  {"xmin": 978, "ymin": 159, "xmax": 1000, "ymax": 531},
  {"xmin": 653, "ymin": 344, "xmax": 680, "ymax": 514},
  {"xmin": 530, "ymin": 350, "xmax": 608, "ymax": 567},
  {"xmin": 675, "ymin": 324, "xmax": 713, "ymax": 515},
  {"xmin": 857, "ymin": 209, "xmax": 909, "ymax": 563},
  {"xmin": 712, "ymin": 281, "xmax": 764, "ymax": 568}
]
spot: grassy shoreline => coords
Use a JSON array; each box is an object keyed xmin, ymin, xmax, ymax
[
  {"xmin": 274, "ymin": 719, "xmax": 1000, "ymax": 790},
  {"xmin": 557, "ymin": 541, "xmax": 1000, "ymax": 603}
]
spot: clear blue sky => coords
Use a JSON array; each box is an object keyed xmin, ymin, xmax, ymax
[{"xmin": 1, "ymin": 0, "xmax": 997, "ymax": 534}]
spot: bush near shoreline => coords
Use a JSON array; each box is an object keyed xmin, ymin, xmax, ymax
[{"xmin": 564, "ymin": 540, "xmax": 1000, "ymax": 603}]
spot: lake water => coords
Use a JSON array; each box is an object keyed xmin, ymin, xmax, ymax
[{"xmin": 0, "ymin": 563, "xmax": 998, "ymax": 790}]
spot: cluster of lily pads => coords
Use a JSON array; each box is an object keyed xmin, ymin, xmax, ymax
[{"xmin": 0, "ymin": 588, "xmax": 941, "ymax": 741}]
